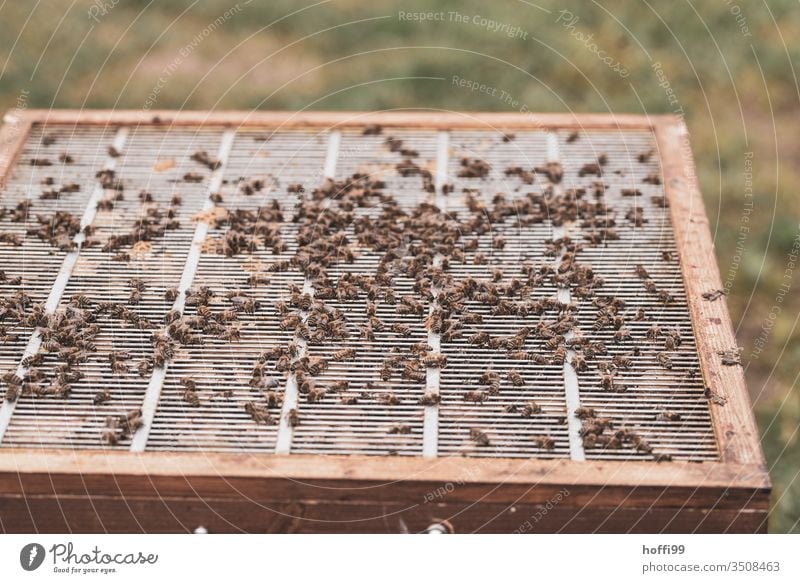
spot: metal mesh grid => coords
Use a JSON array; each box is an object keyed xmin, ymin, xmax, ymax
[
  {"xmin": 1, "ymin": 126, "xmax": 226, "ymax": 448},
  {"xmin": 0, "ymin": 126, "xmax": 115, "ymax": 373},
  {"xmin": 0, "ymin": 121, "xmax": 718, "ymax": 462},
  {"xmin": 559, "ymin": 130, "xmax": 716, "ymax": 461}
]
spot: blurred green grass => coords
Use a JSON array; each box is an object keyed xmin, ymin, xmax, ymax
[{"xmin": 1, "ymin": 0, "xmax": 798, "ymax": 532}]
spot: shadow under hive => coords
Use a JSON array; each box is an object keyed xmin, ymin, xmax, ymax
[{"xmin": 0, "ymin": 111, "xmax": 769, "ymax": 533}]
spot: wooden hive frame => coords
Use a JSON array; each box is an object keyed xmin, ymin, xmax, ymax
[{"xmin": 0, "ymin": 110, "xmax": 769, "ymax": 533}]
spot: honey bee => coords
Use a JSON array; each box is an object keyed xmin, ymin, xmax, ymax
[
  {"xmin": 657, "ymin": 289, "xmax": 674, "ymax": 304},
  {"xmin": 375, "ymin": 392, "xmax": 401, "ymax": 406},
  {"xmin": 218, "ymin": 325, "xmax": 241, "ymax": 342},
  {"xmin": 460, "ymin": 311, "xmax": 483, "ymax": 326},
  {"xmin": 469, "ymin": 427, "xmax": 491, "ymax": 446},
  {"xmin": 388, "ymin": 423, "xmax": 412, "ymax": 434},
  {"xmin": 658, "ymin": 410, "xmax": 682, "ymax": 422},
  {"xmin": 463, "ymin": 390, "xmax": 488, "ymax": 403},
  {"xmin": 534, "ymin": 435, "xmax": 555, "ymax": 450},
  {"xmin": 612, "ymin": 354, "xmax": 633, "ymax": 369},
  {"xmin": 306, "ymin": 356, "xmax": 328, "ymax": 376},
  {"xmin": 332, "ymin": 347, "xmax": 356, "ymax": 361},
  {"xmin": 418, "ymin": 392, "xmax": 440, "ymax": 406},
  {"xmin": 282, "ymin": 408, "xmax": 298, "ymax": 428},
  {"xmin": 69, "ymin": 294, "xmax": 92, "ymax": 308},
  {"xmin": 467, "ymin": 331, "xmax": 490, "ymax": 346},
  {"xmin": 182, "ymin": 389, "xmax": 200, "ymax": 406},
  {"xmin": 718, "ymin": 348, "xmax": 742, "ymax": 366},
  {"xmin": 328, "ymin": 380, "xmax": 349, "ymax": 392},
  {"xmin": 656, "ymin": 352, "xmax": 673, "ymax": 369},
  {"xmin": 653, "ymin": 453, "xmax": 673, "ymax": 463},
  {"xmin": 570, "ymin": 354, "xmax": 588, "ymax": 372},
  {"xmin": 340, "ymin": 394, "xmax": 359, "ymax": 405},
  {"xmin": 665, "ymin": 327, "xmax": 683, "ymax": 347},
  {"xmin": 421, "ymin": 352, "xmax": 447, "ymax": 368},
  {"xmin": 93, "ymin": 389, "xmax": 112, "ymax": 405},
  {"xmin": 398, "ymin": 295, "xmax": 424, "ymax": 316},
  {"xmin": 359, "ymin": 324, "xmax": 375, "ymax": 341},
  {"xmin": 613, "ymin": 328, "xmax": 631, "ymax": 343},
  {"xmin": 21, "ymin": 353, "xmax": 45, "ymax": 368},
  {"xmin": 578, "ymin": 162, "xmax": 603, "ymax": 177},
  {"xmin": 275, "ymin": 354, "xmax": 292, "ymax": 372},
  {"xmin": 521, "ymin": 401, "xmax": 541, "ymax": 417},
  {"xmin": 244, "ymin": 401, "xmax": 275, "ymax": 424},
  {"xmin": 137, "ymin": 358, "xmax": 154, "ymax": 377},
  {"xmin": 600, "ymin": 371, "xmax": 618, "ymax": 391},
  {"xmin": 544, "ymin": 335, "xmax": 564, "ymax": 351},
  {"xmin": 534, "ymin": 161, "xmax": 563, "ymax": 183},
  {"xmin": 507, "ymin": 369, "xmax": 524, "ymax": 386},
  {"xmin": 306, "ymin": 386, "xmax": 327, "ymax": 403},
  {"xmin": 390, "ymin": 323, "xmax": 412, "ymax": 337},
  {"xmin": 646, "ymin": 324, "xmax": 662, "ymax": 341},
  {"xmin": 551, "ymin": 346, "xmax": 566, "ymax": 364},
  {"xmin": 379, "ymin": 364, "xmax": 394, "ymax": 381},
  {"xmin": 279, "ymin": 313, "xmax": 301, "ymax": 331},
  {"xmin": 261, "ymin": 391, "xmax": 283, "ymax": 408},
  {"xmin": 178, "ymin": 376, "xmax": 196, "ymax": 392}
]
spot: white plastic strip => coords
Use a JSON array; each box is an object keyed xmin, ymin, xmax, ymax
[
  {"xmin": 0, "ymin": 127, "xmax": 129, "ymax": 443},
  {"xmin": 129, "ymin": 129, "xmax": 236, "ymax": 452},
  {"xmin": 323, "ymin": 130, "xmax": 341, "ymax": 180},
  {"xmin": 434, "ymin": 130, "xmax": 449, "ymax": 209},
  {"xmin": 275, "ymin": 129, "xmax": 340, "ymax": 454},
  {"xmin": 422, "ymin": 130, "xmax": 450, "ymax": 458},
  {"xmin": 549, "ymin": 131, "xmax": 586, "ymax": 461}
]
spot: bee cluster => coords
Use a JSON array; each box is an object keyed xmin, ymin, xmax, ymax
[
  {"xmin": 0, "ymin": 127, "xmax": 710, "ymax": 459},
  {"xmin": 0, "ymin": 136, "xmax": 223, "ymax": 446}
]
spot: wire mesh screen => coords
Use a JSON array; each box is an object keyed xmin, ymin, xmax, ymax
[{"xmin": 0, "ymin": 120, "xmax": 718, "ymax": 462}]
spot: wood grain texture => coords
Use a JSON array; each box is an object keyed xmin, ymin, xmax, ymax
[
  {"xmin": 654, "ymin": 117, "xmax": 766, "ymax": 470},
  {"xmin": 12, "ymin": 109, "xmax": 661, "ymax": 130},
  {"xmin": 0, "ymin": 111, "xmax": 31, "ymax": 187},
  {"xmin": 0, "ymin": 495, "xmax": 767, "ymax": 533},
  {"xmin": 0, "ymin": 450, "xmax": 769, "ymax": 508}
]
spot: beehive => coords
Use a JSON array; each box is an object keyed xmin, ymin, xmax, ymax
[{"xmin": 0, "ymin": 111, "xmax": 769, "ymax": 533}]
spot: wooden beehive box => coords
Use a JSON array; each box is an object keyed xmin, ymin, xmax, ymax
[{"xmin": 0, "ymin": 110, "xmax": 769, "ymax": 533}]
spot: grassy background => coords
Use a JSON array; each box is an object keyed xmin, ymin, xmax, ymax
[{"xmin": 1, "ymin": 0, "xmax": 798, "ymax": 532}]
